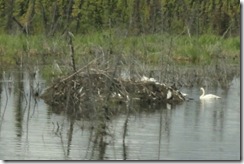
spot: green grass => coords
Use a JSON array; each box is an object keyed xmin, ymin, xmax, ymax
[{"xmin": 0, "ymin": 32, "xmax": 240, "ymax": 68}]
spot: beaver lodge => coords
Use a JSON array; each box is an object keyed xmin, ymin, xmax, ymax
[{"xmin": 40, "ymin": 69, "xmax": 185, "ymax": 119}]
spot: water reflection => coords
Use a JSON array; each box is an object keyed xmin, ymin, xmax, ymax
[
  {"xmin": 14, "ymin": 69, "xmax": 24, "ymax": 138},
  {"xmin": 0, "ymin": 69, "xmax": 240, "ymax": 160}
]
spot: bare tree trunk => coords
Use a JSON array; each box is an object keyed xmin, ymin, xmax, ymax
[
  {"xmin": 12, "ymin": 17, "xmax": 27, "ymax": 34},
  {"xmin": 40, "ymin": 1, "xmax": 48, "ymax": 35},
  {"xmin": 25, "ymin": 0, "xmax": 36, "ymax": 35},
  {"xmin": 64, "ymin": 0, "xmax": 74, "ymax": 31},
  {"xmin": 49, "ymin": 2, "xmax": 59, "ymax": 36},
  {"xmin": 149, "ymin": 0, "xmax": 161, "ymax": 33},
  {"xmin": 5, "ymin": 0, "xmax": 15, "ymax": 33},
  {"xmin": 131, "ymin": 0, "xmax": 141, "ymax": 35},
  {"xmin": 75, "ymin": 0, "xmax": 84, "ymax": 33}
]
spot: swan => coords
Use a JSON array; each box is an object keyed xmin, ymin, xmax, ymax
[
  {"xmin": 141, "ymin": 75, "xmax": 149, "ymax": 82},
  {"xmin": 180, "ymin": 92, "xmax": 188, "ymax": 97},
  {"xmin": 167, "ymin": 90, "xmax": 172, "ymax": 99},
  {"xmin": 200, "ymin": 87, "xmax": 221, "ymax": 99},
  {"xmin": 141, "ymin": 75, "xmax": 157, "ymax": 82}
]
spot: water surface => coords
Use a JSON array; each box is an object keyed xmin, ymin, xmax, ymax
[{"xmin": 0, "ymin": 69, "xmax": 240, "ymax": 160}]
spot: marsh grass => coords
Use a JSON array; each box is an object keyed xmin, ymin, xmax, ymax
[
  {"xmin": 0, "ymin": 34, "xmax": 68, "ymax": 66},
  {"xmin": 0, "ymin": 32, "xmax": 239, "ymax": 66},
  {"xmin": 74, "ymin": 33, "xmax": 238, "ymax": 67},
  {"xmin": 0, "ymin": 31, "xmax": 240, "ymax": 87}
]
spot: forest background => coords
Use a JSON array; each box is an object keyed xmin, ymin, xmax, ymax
[{"xmin": 0, "ymin": 0, "xmax": 240, "ymax": 35}]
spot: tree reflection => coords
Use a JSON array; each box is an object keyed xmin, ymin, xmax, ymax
[
  {"xmin": 157, "ymin": 106, "xmax": 173, "ymax": 160},
  {"xmin": 66, "ymin": 118, "xmax": 75, "ymax": 157},
  {"xmin": 0, "ymin": 71, "xmax": 10, "ymax": 132},
  {"xmin": 14, "ymin": 70, "xmax": 24, "ymax": 138},
  {"xmin": 0, "ymin": 71, "xmax": 3, "ymax": 131}
]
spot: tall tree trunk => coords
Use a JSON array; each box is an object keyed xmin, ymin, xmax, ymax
[
  {"xmin": 25, "ymin": 0, "xmax": 36, "ymax": 34},
  {"xmin": 149, "ymin": 0, "xmax": 161, "ymax": 33},
  {"xmin": 49, "ymin": 2, "xmax": 59, "ymax": 36},
  {"xmin": 75, "ymin": 0, "xmax": 84, "ymax": 33},
  {"xmin": 5, "ymin": 0, "xmax": 15, "ymax": 33},
  {"xmin": 131, "ymin": 0, "xmax": 141, "ymax": 35},
  {"xmin": 40, "ymin": 1, "xmax": 48, "ymax": 35},
  {"xmin": 65, "ymin": 0, "xmax": 74, "ymax": 30}
]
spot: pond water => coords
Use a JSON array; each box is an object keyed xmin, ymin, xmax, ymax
[{"xmin": 0, "ymin": 69, "xmax": 240, "ymax": 160}]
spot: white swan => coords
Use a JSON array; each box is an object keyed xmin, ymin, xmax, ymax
[
  {"xmin": 141, "ymin": 75, "xmax": 157, "ymax": 82},
  {"xmin": 167, "ymin": 90, "xmax": 172, "ymax": 99},
  {"xmin": 200, "ymin": 87, "xmax": 221, "ymax": 99},
  {"xmin": 181, "ymin": 92, "xmax": 188, "ymax": 97}
]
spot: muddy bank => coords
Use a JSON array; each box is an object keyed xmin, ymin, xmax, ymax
[{"xmin": 40, "ymin": 69, "xmax": 185, "ymax": 118}]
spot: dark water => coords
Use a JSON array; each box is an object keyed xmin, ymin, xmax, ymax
[{"xmin": 0, "ymin": 69, "xmax": 240, "ymax": 160}]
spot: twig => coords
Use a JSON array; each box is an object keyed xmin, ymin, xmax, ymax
[{"xmin": 60, "ymin": 56, "xmax": 103, "ymax": 83}]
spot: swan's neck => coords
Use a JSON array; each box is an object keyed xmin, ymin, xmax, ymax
[{"xmin": 201, "ymin": 89, "xmax": 205, "ymax": 97}]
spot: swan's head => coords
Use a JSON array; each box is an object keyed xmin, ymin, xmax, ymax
[{"xmin": 200, "ymin": 87, "xmax": 204, "ymax": 91}]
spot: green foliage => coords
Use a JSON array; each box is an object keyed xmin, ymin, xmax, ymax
[
  {"xmin": 175, "ymin": 39, "xmax": 207, "ymax": 64},
  {"xmin": 223, "ymin": 37, "xmax": 240, "ymax": 51},
  {"xmin": 198, "ymin": 34, "xmax": 220, "ymax": 45}
]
